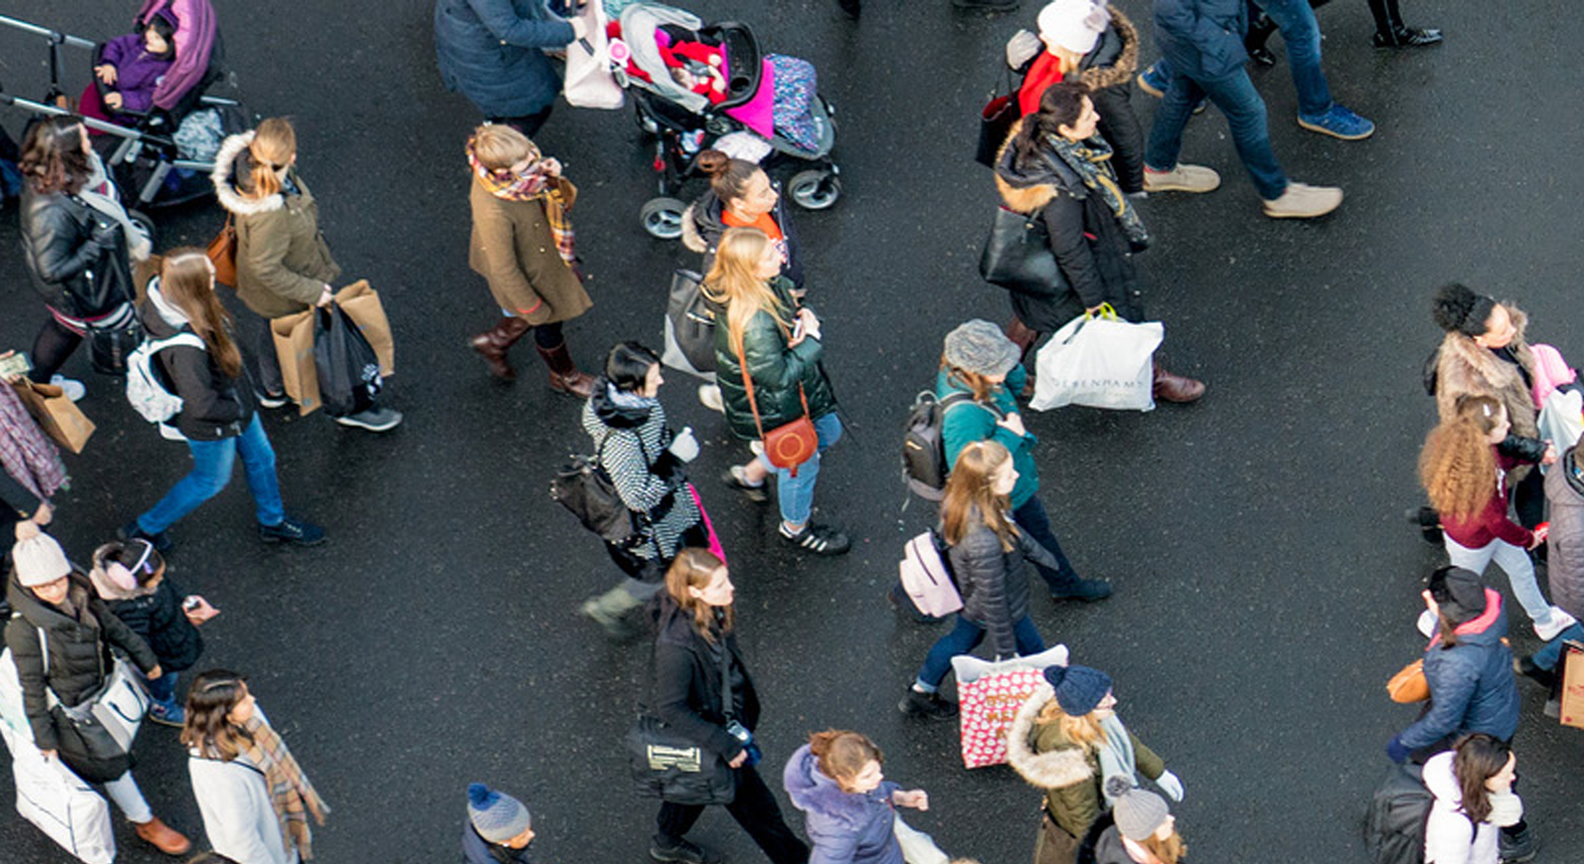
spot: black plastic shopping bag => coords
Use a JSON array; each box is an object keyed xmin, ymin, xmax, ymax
[{"xmin": 313, "ymin": 304, "xmax": 382, "ymax": 417}]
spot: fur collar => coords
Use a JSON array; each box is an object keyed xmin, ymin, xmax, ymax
[
  {"xmin": 211, "ymin": 131, "xmax": 284, "ymax": 216},
  {"xmin": 1005, "ymin": 686, "xmax": 1095, "ymax": 789},
  {"xmin": 994, "ymin": 120, "xmax": 1060, "ymax": 214},
  {"xmin": 1435, "ymin": 305, "xmax": 1538, "ymax": 435},
  {"xmin": 1077, "ymin": 7, "xmax": 1139, "ymax": 90}
]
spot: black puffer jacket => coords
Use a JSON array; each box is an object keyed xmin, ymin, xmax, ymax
[
  {"xmin": 680, "ymin": 185, "xmax": 805, "ymax": 293},
  {"xmin": 651, "ymin": 597, "xmax": 761, "ymax": 762},
  {"xmin": 994, "ymin": 121, "xmax": 1145, "ymax": 333},
  {"xmin": 4, "ymin": 572, "xmax": 158, "ymax": 752},
  {"xmin": 20, "ymin": 189, "xmax": 131, "ymax": 318},
  {"xmin": 948, "ymin": 508, "xmax": 1059, "ymax": 658},
  {"xmin": 105, "ymin": 577, "xmax": 203, "ymax": 672},
  {"xmin": 141, "ymin": 279, "xmax": 256, "ymax": 441},
  {"xmin": 711, "ymin": 276, "xmax": 837, "ymax": 441}
]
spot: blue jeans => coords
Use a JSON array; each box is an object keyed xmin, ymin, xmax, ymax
[
  {"xmin": 1012, "ymin": 497, "xmax": 1084, "ymax": 596},
  {"xmin": 136, "ymin": 414, "xmax": 286, "ymax": 534},
  {"xmin": 756, "ymin": 412, "xmax": 842, "ymax": 526},
  {"xmin": 915, "ymin": 614, "xmax": 1046, "ymax": 691},
  {"xmin": 1145, "ymin": 63, "xmax": 1288, "ymax": 200},
  {"xmin": 1250, "ymin": 0, "xmax": 1333, "ymax": 117},
  {"xmin": 1532, "ymin": 622, "xmax": 1584, "ymax": 671},
  {"xmin": 143, "ymin": 669, "xmax": 179, "ymax": 711}
]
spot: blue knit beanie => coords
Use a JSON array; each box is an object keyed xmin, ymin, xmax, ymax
[
  {"xmin": 1043, "ymin": 664, "xmax": 1113, "ymax": 715},
  {"xmin": 468, "ymin": 782, "xmax": 531, "ymax": 844}
]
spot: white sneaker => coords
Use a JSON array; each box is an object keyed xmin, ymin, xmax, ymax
[
  {"xmin": 697, "ymin": 383, "xmax": 724, "ymax": 413},
  {"xmin": 1534, "ymin": 607, "xmax": 1578, "ymax": 642},
  {"xmin": 1261, "ymin": 181, "xmax": 1344, "ymax": 219},
  {"xmin": 49, "ymin": 375, "xmax": 85, "ymax": 403}
]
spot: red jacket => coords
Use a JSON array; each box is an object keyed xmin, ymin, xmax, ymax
[{"xmin": 1442, "ymin": 451, "xmax": 1534, "ymax": 549}]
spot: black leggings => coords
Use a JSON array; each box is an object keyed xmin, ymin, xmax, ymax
[
  {"xmin": 655, "ymin": 764, "xmax": 808, "ymax": 864},
  {"xmin": 28, "ymin": 318, "xmax": 82, "ymax": 383},
  {"xmin": 532, "ymin": 319, "xmax": 564, "ymax": 349}
]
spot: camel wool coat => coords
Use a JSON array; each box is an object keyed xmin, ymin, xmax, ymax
[{"xmin": 468, "ymin": 177, "xmax": 591, "ymax": 326}]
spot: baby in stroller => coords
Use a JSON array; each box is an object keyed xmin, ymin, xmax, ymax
[{"xmin": 80, "ymin": 11, "xmax": 178, "ymax": 131}]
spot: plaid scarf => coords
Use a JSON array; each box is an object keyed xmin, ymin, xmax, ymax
[
  {"xmin": 466, "ymin": 135, "xmax": 577, "ymax": 267},
  {"xmin": 0, "ymin": 383, "xmax": 67, "ymax": 504},
  {"xmin": 1046, "ymin": 133, "xmax": 1150, "ymax": 248},
  {"xmin": 239, "ymin": 715, "xmax": 329, "ymax": 860}
]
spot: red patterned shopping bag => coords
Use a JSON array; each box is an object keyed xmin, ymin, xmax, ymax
[{"xmin": 951, "ymin": 645, "xmax": 1069, "ymax": 769}]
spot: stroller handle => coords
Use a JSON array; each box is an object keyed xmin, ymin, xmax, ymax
[
  {"xmin": 700, "ymin": 21, "xmax": 762, "ymax": 114},
  {"xmin": 0, "ymin": 14, "xmax": 96, "ymax": 49}
]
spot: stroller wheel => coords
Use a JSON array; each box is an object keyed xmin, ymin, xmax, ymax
[
  {"xmin": 128, "ymin": 209, "xmax": 158, "ymax": 247},
  {"xmin": 640, "ymin": 197, "xmax": 688, "ymax": 240},
  {"xmin": 788, "ymin": 170, "xmax": 842, "ymax": 211}
]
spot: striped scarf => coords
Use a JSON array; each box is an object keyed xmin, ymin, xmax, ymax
[
  {"xmin": 466, "ymin": 136, "xmax": 577, "ymax": 267},
  {"xmin": 0, "ymin": 382, "xmax": 67, "ymax": 503},
  {"xmin": 240, "ymin": 716, "xmax": 329, "ymax": 860},
  {"xmin": 1046, "ymin": 133, "xmax": 1150, "ymax": 248}
]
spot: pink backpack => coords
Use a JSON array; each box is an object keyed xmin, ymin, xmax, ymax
[{"xmin": 898, "ymin": 532, "xmax": 962, "ymax": 617}]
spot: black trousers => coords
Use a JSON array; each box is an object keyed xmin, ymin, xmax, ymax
[
  {"xmin": 655, "ymin": 764, "xmax": 809, "ymax": 864},
  {"xmin": 486, "ymin": 104, "xmax": 554, "ymax": 139},
  {"xmin": 28, "ymin": 318, "xmax": 82, "ymax": 383}
]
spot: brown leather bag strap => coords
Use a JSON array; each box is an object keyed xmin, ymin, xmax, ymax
[{"xmin": 730, "ymin": 334, "xmax": 768, "ymax": 440}]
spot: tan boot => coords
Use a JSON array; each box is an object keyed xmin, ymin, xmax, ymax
[
  {"xmin": 134, "ymin": 817, "xmax": 192, "ymax": 856},
  {"xmin": 1262, "ymin": 182, "xmax": 1344, "ymax": 219},
  {"xmin": 1143, "ymin": 164, "xmax": 1221, "ymax": 193}
]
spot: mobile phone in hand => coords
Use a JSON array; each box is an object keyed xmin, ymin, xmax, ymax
[{"xmin": 0, "ymin": 352, "xmax": 32, "ymax": 378}]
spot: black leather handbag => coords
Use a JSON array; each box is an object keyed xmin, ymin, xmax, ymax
[
  {"xmin": 979, "ymin": 206, "xmax": 1068, "ymax": 299},
  {"xmin": 550, "ymin": 436, "xmax": 640, "ymax": 547}
]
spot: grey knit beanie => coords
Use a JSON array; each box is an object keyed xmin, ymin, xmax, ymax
[
  {"xmin": 1106, "ymin": 776, "xmax": 1170, "ymax": 840},
  {"xmin": 468, "ymin": 783, "xmax": 530, "ymax": 844},
  {"xmin": 943, "ymin": 320, "xmax": 1021, "ymax": 378}
]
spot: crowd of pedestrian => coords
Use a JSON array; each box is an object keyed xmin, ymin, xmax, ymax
[{"xmin": 0, "ymin": 1, "xmax": 1567, "ymax": 864}]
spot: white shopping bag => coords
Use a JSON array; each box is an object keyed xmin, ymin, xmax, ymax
[
  {"xmin": 0, "ymin": 650, "xmax": 116, "ymax": 864},
  {"xmin": 564, "ymin": 3, "xmax": 625, "ymax": 109},
  {"xmin": 1537, "ymin": 388, "xmax": 1584, "ymax": 474},
  {"xmin": 1030, "ymin": 307, "xmax": 1163, "ymax": 412},
  {"xmin": 894, "ymin": 813, "xmax": 949, "ymax": 864}
]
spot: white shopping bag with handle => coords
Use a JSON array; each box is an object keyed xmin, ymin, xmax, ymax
[
  {"xmin": 1031, "ymin": 306, "xmax": 1162, "ymax": 412},
  {"xmin": 564, "ymin": 3, "xmax": 625, "ymax": 109}
]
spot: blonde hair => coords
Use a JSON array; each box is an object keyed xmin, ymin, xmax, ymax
[
  {"xmin": 160, "ymin": 249, "xmax": 242, "ymax": 378},
  {"xmin": 941, "ymin": 440, "xmax": 1019, "ymax": 552},
  {"xmin": 664, "ymin": 548, "xmax": 733, "ymax": 643},
  {"xmin": 1419, "ymin": 394, "xmax": 1505, "ymax": 522},
  {"xmin": 702, "ymin": 227, "xmax": 792, "ymax": 359},
  {"xmin": 472, "ymin": 123, "xmax": 538, "ymax": 173},
  {"xmin": 245, "ymin": 118, "xmax": 296, "ymax": 200},
  {"xmin": 1035, "ymin": 699, "xmax": 1106, "ymax": 749}
]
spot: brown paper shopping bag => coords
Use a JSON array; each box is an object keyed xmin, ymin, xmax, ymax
[
  {"xmin": 1561, "ymin": 640, "xmax": 1584, "ymax": 729},
  {"xmin": 334, "ymin": 280, "xmax": 394, "ymax": 376},
  {"xmin": 11, "ymin": 380, "xmax": 94, "ymax": 453},
  {"xmin": 270, "ymin": 310, "xmax": 321, "ymax": 416}
]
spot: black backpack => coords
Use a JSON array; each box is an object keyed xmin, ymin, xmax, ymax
[
  {"xmin": 1364, "ymin": 762, "xmax": 1432, "ymax": 864},
  {"xmin": 902, "ymin": 391, "xmax": 1004, "ymax": 501}
]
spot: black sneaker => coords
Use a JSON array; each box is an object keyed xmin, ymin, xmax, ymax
[
  {"xmin": 1499, "ymin": 825, "xmax": 1538, "ymax": 863},
  {"xmin": 1052, "ymin": 577, "xmax": 1113, "ymax": 603},
  {"xmin": 259, "ymin": 517, "xmax": 326, "ymax": 547},
  {"xmin": 332, "ymin": 406, "xmax": 403, "ymax": 432},
  {"xmin": 780, "ymin": 522, "xmax": 851, "ymax": 555},
  {"xmin": 720, "ymin": 466, "xmax": 769, "ymax": 504},
  {"xmin": 256, "ymin": 390, "xmax": 289, "ymax": 409},
  {"xmin": 118, "ymin": 520, "xmax": 173, "ymax": 554},
  {"xmin": 1516, "ymin": 655, "xmax": 1558, "ymax": 690},
  {"xmin": 650, "ymin": 838, "xmax": 724, "ymax": 864},
  {"xmin": 898, "ymin": 688, "xmax": 958, "ymax": 719}
]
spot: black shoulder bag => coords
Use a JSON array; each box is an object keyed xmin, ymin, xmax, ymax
[{"xmin": 626, "ymin": 630, "xmax": 738, "ymax": 805}]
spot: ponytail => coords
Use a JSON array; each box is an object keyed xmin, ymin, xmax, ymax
[{"xmin": 245, "ymin": 117, "xmax": 297, "ymax": 201}]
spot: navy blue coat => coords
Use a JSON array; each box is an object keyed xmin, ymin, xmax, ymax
[
  {"xmin": 1397, "ymin": 589, "xmax": 1521, "ymax": 751},
  {"xmin": 1152, "ymin": 0, "xmax": 1249, "ymax": 81},
  {"xmin": 434, "ymin": 0, "xmax": 574, "ymax": 118}
]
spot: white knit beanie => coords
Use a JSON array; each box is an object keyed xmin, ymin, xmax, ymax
[
  {"xmin": 13, "ymin": 534, "xmax": 71, "ymax": 587},
  {"xmin": 1038, "ymin": 0, "xmax": 1108, "ymax": 54}
]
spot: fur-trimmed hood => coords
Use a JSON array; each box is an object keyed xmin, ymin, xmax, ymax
[
  {"xmin": 783, "ymin": 744, "xmax": 882, "ymax": 830},
  {"xmin": 1434, "ymin": 305, "xmax": 1538, "ymax": 439},
  {"xmin": 993, "ymin": 120, "xmax": 1087, "ymax": 215},
  {"xmin": 1005, "ymin": 685, "xmax": 1094, "ymax": 789},
  {"xmin": 211, "ymin": 131, "xmax": 285, "ymax": 217},
  {"xmin": 1075, "ymin": 6, "xmax": 1140, "ymax": 91}
]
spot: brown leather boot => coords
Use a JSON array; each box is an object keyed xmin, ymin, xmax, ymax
[
  {"xmin": 134, "ymin": 817, "xmax": 192, "ymax": 856},
  {"xmin": 535, "ymin": 340, "xmax": 597, "ymax": 398},
  {"xmin": 1152, "ymin": 359, "xmax": 1206, "ymax": 403},
  {"xmin": 1003, "ymin": 317, "xmax": 1043, "ymax": 398},
  {"xmin": 469, "ymin": 317, "xmax": 532, "ymax": 380}
]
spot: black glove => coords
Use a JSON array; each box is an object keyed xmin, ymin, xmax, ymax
[{"xmin": 1498, "ymin": 434, "xmax": 1549, "ymax": 465}]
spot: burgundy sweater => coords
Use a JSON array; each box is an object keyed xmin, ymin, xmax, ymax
[{"xmin": 1442, "ymin": 450, "xmax": 1534, "ymax": 549}]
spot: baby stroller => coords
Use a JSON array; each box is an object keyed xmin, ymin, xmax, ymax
[
  {"xmin": 0, "ymin": 13, "xmax": 249, "ymax": 227},
  {"xmin": 607, "ymin": 2, "xmax": 842, "ymax": 239}
]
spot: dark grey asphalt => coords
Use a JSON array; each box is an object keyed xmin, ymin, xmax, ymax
[{"xmin": 2, "ymin": 1, "xmax": 1582, "ymax": 862}]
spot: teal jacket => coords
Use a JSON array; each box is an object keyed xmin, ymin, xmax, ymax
[
  {"xmin": 714, "ymin": 277, "xmax": 837, "ymax": 441},
  {"xmin": 937, "ymin": 365, "xmax": 1039, "ymax": 510}
]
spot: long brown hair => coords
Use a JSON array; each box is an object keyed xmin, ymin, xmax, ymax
[
  {"xmin": 180, "ymin": 669, "xmax": 252, "ymax": 760},
  {"xmin": 696, "ymin": 149, "xmax": 762, "ymax": 207},
  {"xmin": 664, "ymin": 548, "xmax": 733, "ymax": 644},
  {"xmin": 19, "ymin": 117, "xmax": 92, "ymax": 195},
  {"xmin": 808, "ymin": 730, "xmax": 883, "ymax": 791},
  {"xmin": 702, "ymin": 227, "xmax": 792, "ymax": 360},
  {"xmin": 941, "ymin": 440, "xmax": 1019, "ymax": 552},
  {"xmin": 1452, "ymin": 733, "xmax": 1511, "ymax": 824},
  {"xmin": 245, "ymin": 117, "xmax": 296, "ymax": 200},
  {"xmin": 159, "ymin": 249, "xmax": 242, "ymax": 378},
  {"xmin": 1419, "ymin": 395, "xmax": 1505, "ymax": 522}
]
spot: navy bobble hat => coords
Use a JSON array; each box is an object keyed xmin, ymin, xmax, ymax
[
  {"xmin": 1043, "ymin": 664, "xmax": 1113, "ymax": 716},
  {"xmin": 468, "ymin": 782, "xmax": 531, "ymax": 844}
]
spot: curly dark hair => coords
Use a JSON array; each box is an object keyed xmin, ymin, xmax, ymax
[
  {"xmin": 18, "ymin": 117, "xmax": 92, "ymax": 196},
  {"xmin": 1431, "ymin": 283, "xmax": 1497, "ymax": 338}
]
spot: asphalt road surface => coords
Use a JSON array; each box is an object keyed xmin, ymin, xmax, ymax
[{"xmin": 2, "ymin": 1, "xmax": 1582, "ymax": 862}]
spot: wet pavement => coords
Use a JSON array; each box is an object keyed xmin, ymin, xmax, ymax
[{"xmin": 2, "ymin": 1, "xmax": 1583, "ymax": 862}]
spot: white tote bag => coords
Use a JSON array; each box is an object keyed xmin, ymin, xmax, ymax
[
  {"xmin": 563, "ymin": 3, "xmax": 625, "ymax": 109},
  {"xmin": 1537, "ymin": 388, "xmax": 1584, "ymax": 474},
  {"xmin": 894, "ymin": 813, "xmax": 949, "ymax": 864},
  {"xmin": 1031, "ymin": 306, "xmax": 1163, "ymax": 413}
]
